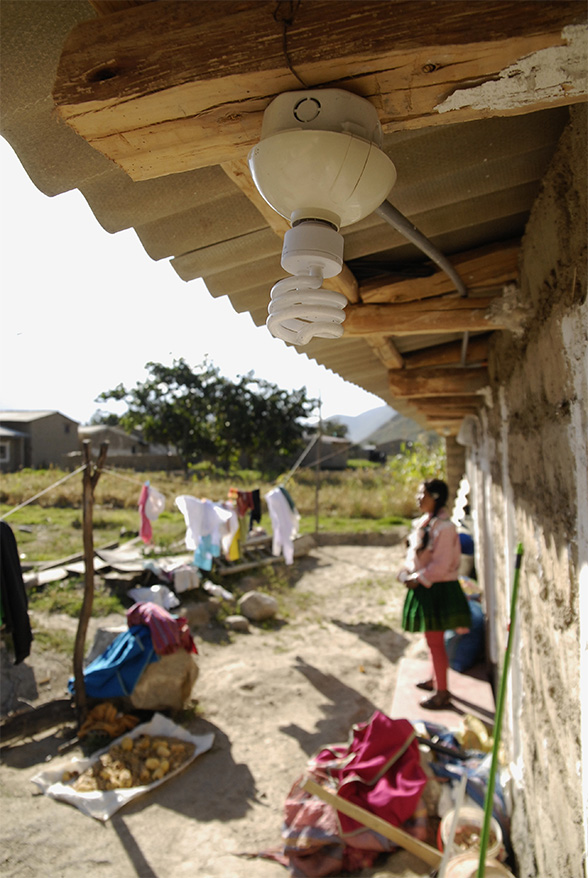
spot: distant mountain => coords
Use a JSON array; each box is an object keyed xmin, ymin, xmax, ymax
[
  {"xmin": 324, "ymin": 406, "xmax": 396, "ymax": 443},
  {"xmin": 365, "ymin": 412, "xmax": 437, "ymax": 447}
]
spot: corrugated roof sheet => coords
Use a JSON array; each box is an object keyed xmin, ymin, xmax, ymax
[{"xmin": 1, "ymin": 0, "xmax": 585, "ymax": 435}]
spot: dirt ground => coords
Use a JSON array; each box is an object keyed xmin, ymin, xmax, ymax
[{"xmin": 0, "ymin": 537, "xmax": 439, "ymax": 878}]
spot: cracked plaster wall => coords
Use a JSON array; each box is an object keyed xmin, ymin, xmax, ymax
[{"xmin": 467, "ymin": 104, "xmax": 587, "ymax": 878}]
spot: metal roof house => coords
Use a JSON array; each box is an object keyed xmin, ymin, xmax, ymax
[{"xmin": 0, "ymin": 410, "xmax": 80, "ymax": 471}]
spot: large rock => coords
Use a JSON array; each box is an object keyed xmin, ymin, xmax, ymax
[
  {"xmin": 224, "ymin": 615, "xmax": 250, "ymax": 633},
  {"xmin": 237, "ymin": 591, "xmax": 278, "ymax": 622},
  {"xmin": 130, "ymin": 651, "xmax": 199, "ymax": 711}
]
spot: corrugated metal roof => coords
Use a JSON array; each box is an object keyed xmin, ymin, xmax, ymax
[
  {"xmin": 0, "ymin": 410, "xmax": 62, "ymax": 422},
  {"xmin": 1, "ymin": 0, "xmax": 585, "ymax": 435}
]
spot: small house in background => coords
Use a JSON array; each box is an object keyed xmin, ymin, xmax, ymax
[
  {"xmin": 0, "ymin": 411, "xmax": 80, "ymax": 472},
  {"xmin": 74, "ymin": 424, "xmax": 181, "ymax": 471},
  {"xmin": 78, "ymin": 424, "xmax": 148, "ymax": 456},
  {"xmin": 0, "ymin": 425, "xmax": 27, "ymax": 472},
  {"xmin": 300, "ymin": 435, "xmax": 351, "ymax": 470}
]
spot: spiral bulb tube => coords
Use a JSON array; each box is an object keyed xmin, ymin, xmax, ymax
[{"xmin": 266, "ymin": 273, "xmax": 347, "ymax": 346}]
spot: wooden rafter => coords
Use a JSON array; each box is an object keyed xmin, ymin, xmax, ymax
[
  {"xmin": 52, "ymin": 1, "xmax": 587, "ymax": 180},
  {"xmin": 344, "ymin": 295, "xmax": 506, "ymax": 337},
  {"xmin": 367, "ymin": 336, "xmax": 405, "ymax": 370},
  {"xmin": 360, "ymin": 241, "xmax": 520, "ymax": 304},
  {"xmin": 388, "ymin": 366, "xmax": 488, "ymax": 398},
  {"xmin": 403, "ymin": 335, "xmax": 491, "ymax": 368}
]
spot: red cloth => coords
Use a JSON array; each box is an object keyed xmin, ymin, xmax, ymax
[
  {"xmin": 257, "ymin": 711, "xmax": 428, "ymax": 876},
  {"xmin": 311, "ymin": 712, "xmax": 427, "ymax": 837},
  {"xmin": 138, "ymin": 483, "xmax": 152, "ymax": 545},
  {"xmin": 126, "ymin": 602, "xmax": 197, "ymax": 656}
]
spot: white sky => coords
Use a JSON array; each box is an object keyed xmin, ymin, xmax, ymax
[{"xmin": 0, "ymin": 136, "xmax": 386, "ymax": 425}]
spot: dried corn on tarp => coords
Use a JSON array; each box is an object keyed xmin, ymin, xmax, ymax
[{"xmin": 31, "ymin": 713, "xmax": 214, "ymax": 821}]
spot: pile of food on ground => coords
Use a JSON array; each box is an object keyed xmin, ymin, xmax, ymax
[{"xmin": 63, "ymin": 734, "xmax": 195, "ymax": 791}]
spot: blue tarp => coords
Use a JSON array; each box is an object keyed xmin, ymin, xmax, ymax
[{"xmin": 68, "ymin": 625, "xmax": 158, "ymax": 698}]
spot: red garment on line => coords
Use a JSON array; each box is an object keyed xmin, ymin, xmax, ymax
[{"xmin": 138, "ymin": 483, "xmax": 152, "ymax": 545}]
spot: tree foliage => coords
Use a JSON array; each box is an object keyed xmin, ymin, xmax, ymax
[
  {"xmin": 96, "ymin": 359, "xmax": 317, "ymax": 473},
  {"xmin": 320, "ymin": 418, "xmax": 349, "ymax": 438}
]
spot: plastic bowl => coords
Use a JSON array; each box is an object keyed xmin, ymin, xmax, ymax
[{"xmin": 439, "ymin": 805, "xmax": 503, "ymax": 861}]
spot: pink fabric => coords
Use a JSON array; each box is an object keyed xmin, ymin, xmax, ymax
[
  {"xmin": 408, "ymin": 509, "xmax": 461, "ymax": 586},
  {"xmin": 257, "ymin": 712, "xmax": 428, "ymax": 876},
  {"xmin": 425, "ymin": 629, "xmax": 448, "ymax": 690},
  {"xmin": 138, "ymin": 483, "xmax": 152, "ymax": 545},
  {"xmin": 126, "ymin": 602, "xmax": 197, "ymax": 656},
  {"xmin": 311, "ymin": 712, "xmax": 427, "ymax": 837}
]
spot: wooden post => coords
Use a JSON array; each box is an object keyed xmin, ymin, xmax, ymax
[
  {"xmin": 72, "ymin": 439, "xmax": 109, "ymax": 725},
  {"xmin": 314, "ymin": 400, "xmax": 322, "ymax": 536}
]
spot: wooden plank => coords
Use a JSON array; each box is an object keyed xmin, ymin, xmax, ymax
[
  {"xmin": 403, "ymin": 335, "xmax": 490, "ymax": 369},
  {"xmin": 367, "ymin": 336, "xmax": 405, "ymax": 370},
  {"xmin": 360, "ymin": 241, "xmax": 520, "ymax": 304},
  {"xmin": 388, "ymin": 366, "xmax": 488, "ymax": 398},
  {"xmin": 301, "ymin": 777, "xmax": 442, "ymax": 869},
  {"xmin": 344, "ymin": 297, "xmax": 505, "ymax": 336},
  {"xmin": 52, "ymin": 1, "xmax": 587, "ymax": 179},
  {"xmin": 89, "ymin": 0, "xmax": 151, "ymax": 14}
]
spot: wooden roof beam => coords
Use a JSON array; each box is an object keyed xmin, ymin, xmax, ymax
[
  {"xmin": 360, "ymin": 240, "xmax": 520, "ymax": 305},
  {"xmin": 344, "ymin": 295, "xmax": 508, "ymax": 336},
  {"xmin": 367, "ymin": 337, "xmax": 405, "ymax": 370},
  {"xmin": 403, "ymin": 335, "xmax": 491, "ymax": 369},
  {"xmin": 388, "ymin": 366, "xmax": 488, "ymax": 398},
  {"xmin": 53, "ymin": 1, "xmax": 587, "ymax": 180}
]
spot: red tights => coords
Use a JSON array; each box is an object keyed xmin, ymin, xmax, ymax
[{"xmin": 425, "ymin": 630, "xmax": 448, "ymax": 691}]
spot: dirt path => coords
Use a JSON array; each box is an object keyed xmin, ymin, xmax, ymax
[{"xmin": 0, "ymin": 539, "xmax": 434, "ymax": 878}]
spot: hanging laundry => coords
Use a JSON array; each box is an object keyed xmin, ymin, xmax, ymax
[
  {"xmin": 218, "ymin": 501, "xmax": 239, "ymax": 560},
  {"xmin": 0, "ymin": 521, "xmax": 33, "ymax": 664},
  {"xmin": 144, "ymin": 485, "xmax": 166, "ymax": 521},
  {"xmin": 175, "ymin": 496, "xmax": 234, "ymax": 571},
  {"xmin": 229, "ymin": 487, "xmax": 262, "ymax": 531},
  {"xmin": 265, "ymin": 486, "xmax": 300, "ymax": 565},
  {"xmin": 138, "ymin": 482, "xmax": 152, "ymax": 544}
]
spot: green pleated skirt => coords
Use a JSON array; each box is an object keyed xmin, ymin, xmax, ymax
[{"xmin": 402, "ymin": 580, "xmax": 471, "ymax": 633}]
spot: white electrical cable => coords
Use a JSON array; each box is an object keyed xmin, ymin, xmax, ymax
[
  {"xmin": 376, "ymin": 199, "xmax": 470, "ymax": 364},
  {"xmin": 376, "ymin": 200, "xmax": 468, "ymax": 297}
]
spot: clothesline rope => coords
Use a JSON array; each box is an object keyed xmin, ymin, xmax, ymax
[
  {"xmin": 1, "ymin": 464, "xmax": 88, "ymax": 519},
  {"xmin": 99, "ymin": 466, "xmax": 153, "ymax": 489}
]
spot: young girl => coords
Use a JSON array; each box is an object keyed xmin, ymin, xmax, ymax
[{"xmin": 398, "ymin": 478, "xmax": 471, "ymax": 710}]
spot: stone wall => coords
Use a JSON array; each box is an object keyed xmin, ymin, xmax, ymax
[{"xmin": 466, "ymin": 105, "xmax": 587, "ymax": 877}]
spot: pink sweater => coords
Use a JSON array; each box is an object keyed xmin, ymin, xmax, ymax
[{"xmin": 406, "ymin": 509, "xmax": 461, "ymax": 587}]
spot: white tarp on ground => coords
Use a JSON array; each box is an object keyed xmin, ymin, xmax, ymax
[{"xmin": 31, "ymin": 713, "xmax": 214, "ymax": 821}]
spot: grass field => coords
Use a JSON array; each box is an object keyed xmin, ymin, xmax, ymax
[{"xmin": 0, "ymin": 443, "xmax": 445, "ymax": 564}]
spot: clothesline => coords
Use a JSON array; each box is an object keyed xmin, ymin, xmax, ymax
[
  {"xmin": 99, "ymin": 466, "xmax": 154, "ymax": 489},
  {"xmin": 1, "ymin": 464, "xmax": 88, "ymax": 519}
]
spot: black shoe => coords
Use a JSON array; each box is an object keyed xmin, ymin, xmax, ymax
[
  {"xmin": 420, "ymin": 690, "xmax": 451, "ymax": 710},
  {"xmin": 416, "ymin": 679, "xmax": 434, "ymax": 691}
]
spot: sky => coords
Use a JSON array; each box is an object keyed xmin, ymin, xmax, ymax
[{"xmin": 0, "ymin": 136, "xmax": 386, "ymax": 426}]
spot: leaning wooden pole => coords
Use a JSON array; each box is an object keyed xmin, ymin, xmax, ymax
[{"xmin": 73, "ymin": 439, "xmax": 108, "ymax": 725}]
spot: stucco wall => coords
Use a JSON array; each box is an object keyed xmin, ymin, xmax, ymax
[
  {"xmin": 29, "ymin": 413, "xmax": 80, "ymax": 468},
  {"xmin": 466, "ymin": 105, "xmax": 587, "ymax": 877}
]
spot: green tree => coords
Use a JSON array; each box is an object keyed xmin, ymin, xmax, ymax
[
  {"xmin": 320, "ymin": 418, "xmax": 349, "ymax": 438},
  {"xmin": 97, "ymin": 359, "xmax": 316, "ymax": 473}
]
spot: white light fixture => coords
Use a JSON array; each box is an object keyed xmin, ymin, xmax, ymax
[{"xmin": 248, "ymin": 89, "xmax": 397, "ymax": 346}]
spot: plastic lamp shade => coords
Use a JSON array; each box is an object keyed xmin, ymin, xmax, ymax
[{"xmin": 248, "ymin": 129, "xmax": 397, "ymax": 229}]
